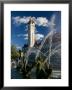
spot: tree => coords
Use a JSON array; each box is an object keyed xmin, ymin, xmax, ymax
[{"xmin": 11, "ymin": 45, "xmax": 20, "ymax": 60}]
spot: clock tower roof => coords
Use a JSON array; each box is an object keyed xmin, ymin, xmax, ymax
[{"xmin": 28, "ymin": 17, "xmax": 35, "ymax": 24}]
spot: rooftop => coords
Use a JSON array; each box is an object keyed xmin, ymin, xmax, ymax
[{"xmin": 28, "ymin": 17, "xmax": 35, "ymax": 24}]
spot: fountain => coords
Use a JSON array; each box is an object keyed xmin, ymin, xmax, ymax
[{"xmin": 18, "ymin": 15, "xmax": 61, "ymax": 79}]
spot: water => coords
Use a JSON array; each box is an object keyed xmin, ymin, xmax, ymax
[
  {"xmin": 11, "ymin": 68, "xmax": 61, "ymax": 79},
  {"xmin": 25, "ymin": 15, "xmax": 61, "ymax": 78},
  {"xmin": 11, "ymin": 68, "xmax": 23, "ymax": 79},
  {"xmin": 50, "ymin": 70, "xmax": 61, "ymax": 79}
]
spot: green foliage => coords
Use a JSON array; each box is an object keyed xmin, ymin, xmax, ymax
[{"xmin": 11, "ymin": 45, "xmax": 20, "ymax": 60}]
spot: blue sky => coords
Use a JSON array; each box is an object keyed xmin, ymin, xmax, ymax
[{"xmin": 11, "ymin": 11, "xmax": 61, "ymax": 50}]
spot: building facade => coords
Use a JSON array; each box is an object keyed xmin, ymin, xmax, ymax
[{"xmin": 28, "ymin": 18, "xmax": 35, "ymax": 48}]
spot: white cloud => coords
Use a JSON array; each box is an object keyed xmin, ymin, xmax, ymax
[
  {"xmin": 36, "ymin": 17, "xmax": 48, "ymax": 27},
  {"xmin": 23, "ymin": 34, "xmax": 29, "ymax": 40},
  {"xmin": 12, "ymin": 16, "xmax": 30, "ymax": 25},
  {"xmin": 23, "ymin": 34, "xmax": 28, "ymax": 40},
  {"xmin": 25, "ymin": 25, "xmax": 28, "ymax": 31},
  {"xmin": 36, "ymin": 33, "xmax": 44, "ymax": 40},
  {"xmin": 16, "ymin": 46, "xmax": 21, "ymax": 50},
  {"xmin": 12, "ymin": 16, "xmax": 20, "ymax": 24},
  {"xmin": 17, "ymin": 33, "xmax": 28, "ymax": 40},
  {"xmin": 12, "ymin": 15, "xmax": 56, "ymax": 29},
  {"xmin": 19, "ymin": 16, "xmax": 30, "ymax": 24},
  {"xmin": 17, "ymin": 33, "xmax": 44, "ymax": 41},
  {"xmin": 15, "ymin": 44, "xmax": 22, "ymax": 50},
  {"xmin": 17, "ymin": 34, "xmax": 25, "ymax": 37},
  {"xmin": 17, "ymin": 33, "xmax": 27, "ymax": 40},
  {"xmin": 24, "ymin": 34, "xmax": 28, "ymax": 37},
  {"xmin": 12, "ymin": 16, "xmax": 48, "ymax": 27}
]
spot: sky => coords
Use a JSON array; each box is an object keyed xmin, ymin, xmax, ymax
[{"xmin": 11, "ymin": 11, "xmax": 61, "ymax": 50}]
